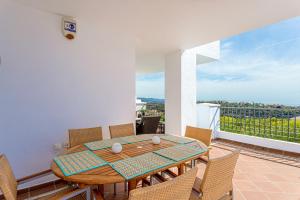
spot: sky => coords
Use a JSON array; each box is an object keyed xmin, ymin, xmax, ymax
[{"xmin": 136, "ymin": 16, "xmax": 300, "ymax": 106}]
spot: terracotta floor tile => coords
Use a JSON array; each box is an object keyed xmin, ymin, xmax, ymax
[
  {"xmin": 234, "ymin": 173, "xmax": 249, "ymax": 180},
  {"xmin": 233, "ymin": 190, "xmax": 246, "ymax": 200},
  {"xmin": 234, "ymin": 180, "xmax": 258, "ymax": 191},
  {"xmin": 252, "ymin": 181, "xmax": 282, "ymax": 192},
  {"xmin": 246, "ymin": 174, "xmax": 269, "ymax": 182},
  {"xmin": 241, "ymin": 191, "xmax": 269, "ymax": 200},
  {"xmin": 273, "ymin": 182, "xmax": 300, "ymax": 194},
  {"xmin": 264, "ymin": 173, "xmax": 287, "ymax": 182},
  {"xmin": 266, "ymin": 193, "xmax": 300, "ymax": 200}
]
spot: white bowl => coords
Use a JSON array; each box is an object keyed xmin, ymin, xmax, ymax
[
  {"xmin": 152, "ymin": 136, "xmax": 161, "ymax": 145},
  {"xmin": 112, "ymin": 143, "xmax": 122, "ymax": 153}
]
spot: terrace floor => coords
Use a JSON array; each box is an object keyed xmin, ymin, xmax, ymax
[
  {"xmin": 203, "ymin": 140, "xmax": 300, "ymax": 200},
  {"xmin": 8, "ymin": 139, "xmax": 300, "ymax": 200}
]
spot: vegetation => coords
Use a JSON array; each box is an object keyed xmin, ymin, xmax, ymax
[
  {"xmin": 138, "ymin": 103, "xmax": 165, "ymax": 122},
  {"xmin": 138, "ymin": 99, "xmax": 300, "ymax": 143},
  {"xmin": 198, "ymin": 100, "xmax": 300, "ymax": 110},
  {"xmin": 221, "ymin": 115, "xmax": 300, "ymax": 143}
]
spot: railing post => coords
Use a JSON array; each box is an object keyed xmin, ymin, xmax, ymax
[
  {"xmin": 232, "ymin": 108, "xmax": 234, "ymax": 131},
  {"xmin": 244, "ymin": 109, "xmax": 246, "ymax": 134},
  {"xmin": 281, "ymin": 110, "xmax": 284, "ymax": 139},
  {"xmin": 287, "ymin": 110, "xmax": 290, "ymax": 141},
  {"xmin": 258, "ymin": 110, "xmax": 261, "ymax": 136},
  {"xmin": 269, "ymin": 109, "xmax": 272, "ymax": 138},
  {"xmin": 294, "ymin": 111, "xmax": 297, "ymax": 142},
  {"xmin": 239, "ymin": 108, "xmax": 242, "ymax": 133},
  {"xmin": 253, "ymin": 109, "xmax": 255, "ymax": 135},
  {"xmin": 263, "ymin": 110, "xmax": 266, "ymax": 138}
]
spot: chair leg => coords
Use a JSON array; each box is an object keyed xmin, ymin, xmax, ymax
[
  {"xmin": 124, "ymin": 181, "xmax": 128, "ymax": 191},
  {"xmin": 150, "ymin": 176, "xmax": 153, "ymax": 185},
  {"xmin": 229, "ymin": 189, "xmax": 233, "ymax": 199},
  {"xmin": 114, "ymin": 183, "xmax": 117, "ymax": 195},
  {"xmin": 92, "ymin": 189, "xmax": 105, "ymax": 200}
]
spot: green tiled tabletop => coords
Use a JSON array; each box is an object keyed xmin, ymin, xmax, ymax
[
  {"xmin": 84, "ymin": 138, "xmax": 127, "ymax": 151},
  {"xmin": 160, "ymin": 135, "xmax": 195, "ymax": 144},
  {"xmin": 110, "ymin": 152, "xmax": 175, "ymax": 180},
  {"xmin": 54, "ymin": 150, "xmax": 107, "ymax": 176},
  {"xmin": 154, "ymin": 144, "xmax": 206, "ymax": 162}
]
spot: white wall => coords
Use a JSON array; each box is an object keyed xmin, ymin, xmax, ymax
[
  {"xmin": 217, "ymin": 131, "xmax": 300, "ymax": 154},
  {"xmin": 165, "ymin": 51, "xmax": 182, "ymax": 136},
  {"xmin": 197, "ymin": 103, "xmax": 220, "ymax": 138},
  {"xmin": 165, "ymin": 50, "xmax": 197, "ymax": 136},
  {"xmin": 0, "ymin": 0, "xmax": 136, "ymax": 178},
  {"xmin": 195, "ymin": 41, "xmax": 220, "ymax": 65}
]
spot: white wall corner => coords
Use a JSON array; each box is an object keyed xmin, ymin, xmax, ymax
[
  {"xmin": 196, "ymin": 103, "xmax": 221, "ymax": 139},
  {"xmin": 165, "ymin": 50, "xmax": 197, "ymax": 136},
  {"xmin": 181, "ymin": 50, "xmax": 197, "ymax": 134},
  {"xmin": 165, "ymin": 50, "xmax": 182, "ymax": 136}
]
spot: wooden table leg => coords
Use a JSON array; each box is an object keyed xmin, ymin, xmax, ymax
[
  {"xmin": 92, "ymin": 189, "xmax": 105, "ymax": 200},
  {"xmin": 78, "ymin": 183, "xmax": 87, "ymax": 188},
  {"xmin": 128, "ymin": 179, "xmax": 137, "ymax": 195},
  {"xmin": 98, "ymin": 184, "xmax": 104, "ymax": 195},
  {"xmin": 178, "ymin": 164, "xmax": 185, "ymax": 175}
]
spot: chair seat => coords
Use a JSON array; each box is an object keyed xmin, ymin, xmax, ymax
[
  {"xmin": 189, "ymin": 191, "xmax": 232, "ymax": 200},
  {"xmin": 190, "ymin": 177, "xmax": 232, "ymax": 200}
]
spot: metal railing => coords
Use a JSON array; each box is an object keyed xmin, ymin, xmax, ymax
[
  {"xmin": 158, "ymin": 122, "xmax": 165, "ymax": 134},
  {"xmin": 220, "ymin": 107, "xmax": 300, "ymax": 143}
]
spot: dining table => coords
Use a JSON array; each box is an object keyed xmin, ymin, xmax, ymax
[{"xmin": 51, "ymin": 134, "xmax": 208, "ymax": 197}]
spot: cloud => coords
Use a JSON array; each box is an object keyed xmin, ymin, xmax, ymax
[
  {"xmin": 197, "ymin": 60, "xmax": 300, "ymax": 105},
  {"xmin": 197, "ymin": 22, "xmax": 300, "ymax": 106},
  {"xmin": 136, "ymin": 72, "xmax": 164, "ymax": 81},
  {"xmin": 136, "ymin": 16, "xmax": 300, "ymax": 105},
  {"xmin": 136, "ymin": 72, "xmax": 164, "ymax": 98}
]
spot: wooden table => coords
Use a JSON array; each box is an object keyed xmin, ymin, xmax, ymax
[{"xmin": 51, "ymin": 135, "xmax": 207, "ymax": 195}]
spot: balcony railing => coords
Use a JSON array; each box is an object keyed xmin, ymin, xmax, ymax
[{"xmin": 220, "ymin": 107, "xmax": 300, "ymax": 143}]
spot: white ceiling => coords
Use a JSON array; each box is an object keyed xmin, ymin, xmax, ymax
[{"xmin": 14, "ymin": 0, "xmax": 300, "ymax": 73}]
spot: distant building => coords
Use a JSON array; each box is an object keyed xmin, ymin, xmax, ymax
[{"xmin": 136, "ymin": 99, "xmax": 146, "ymax": 111}]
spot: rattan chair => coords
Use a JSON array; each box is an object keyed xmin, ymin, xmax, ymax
[
  {"xmin": 185, "ymin": 126, "xmax": 212, "ymax": 164},
  {"xmin": 109, "ymin": 123, "xmax": 135, "ymax": 194},
  {"xmin": 0, "ymin": 154, "xmax": 90, "ymax": 200},
  {"xmin": 68, "ymin": 127, "xmax": 102, "ymax": 148},
  {"xmin": 190, "ymin": 150, "xmax": 240, "ymax": 200},
  {"xmin": 109, "ymin": 123, "xmax": 135, "ymax": 138},
  {"xmin": 136, "ymin": 116, "xmax": 161, "ymax": 134},
  {"xmin": 129, "ymin": 167, "xmax": 198, "ymax": 200}
]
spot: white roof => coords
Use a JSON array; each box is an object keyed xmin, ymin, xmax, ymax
[{"xmin": 136, "ymin": 99, "xmax": 146, "ymax": 104}]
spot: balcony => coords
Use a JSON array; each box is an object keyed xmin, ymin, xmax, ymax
[
  {"xmin": 7, "ymin": 138, "xmax": 299, "ymax": 200},
  {"xmin": 2, "ymin": 1, "xmax": 300, "ymax": 200},
  {"xmin": 197, "ymin": 104, "xmax": 300, "ymax": 153},
  {"xmin": 220, "ymin": 107, "xmax": 300, "ymax": 143}
]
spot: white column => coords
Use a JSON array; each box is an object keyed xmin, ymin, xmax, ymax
[{"xmin": 165, "ymin": 50, "xmax": 197, "ymax": 136}]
